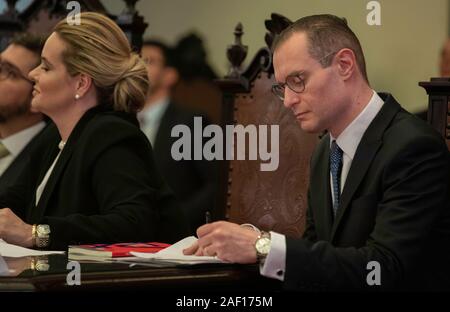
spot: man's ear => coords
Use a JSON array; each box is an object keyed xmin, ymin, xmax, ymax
[
  {"xmin": 163, "ymin": 67, "xmax": 179, "ymax": 88},
  {"xmin": 335, "ymin": 48, "xmax": 356, "ymax": 81},
  {"xmin": 75, "ymin": 73, "xmax": 93, "ymax": 98}
]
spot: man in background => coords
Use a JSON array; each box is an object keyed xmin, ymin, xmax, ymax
[
  {"xmin": 439, "ymin": 37, "xmax": 450, "ymax": 77},
  {"xmin": 0, "ymin": 33, "xmax": 47, "ymax": 194},
  {"xmin": 140, "ymin": 39, "xmax": 217, "ymax": 233}
]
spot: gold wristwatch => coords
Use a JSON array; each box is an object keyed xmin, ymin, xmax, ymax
[
  {"xmin": 255, "ymin": 231, "xmax": 271, "ymax": 264},
  {"xmin": 32, "ymin": 224, "xmax": 51, "ymax": 248},
  {"xmin": 30, "ymin": 256, "xmax": 50, "ymax": 272}
]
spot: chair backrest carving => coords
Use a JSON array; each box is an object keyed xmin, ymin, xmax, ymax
[{"xmin": 215, "ymin": 14, "xmax": 319, "ymax": 237}]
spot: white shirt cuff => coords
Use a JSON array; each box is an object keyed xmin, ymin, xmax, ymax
[{"xmin": 259, "ymin": 231, "xmax": 286, "ymax": 281}]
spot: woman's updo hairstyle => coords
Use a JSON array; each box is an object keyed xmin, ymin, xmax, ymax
[{"xmin": 54, "ymin": 12, "xmax": 149, "ymax": 113}]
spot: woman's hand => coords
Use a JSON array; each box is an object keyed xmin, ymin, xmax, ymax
[{"xmin": 0, "ymin": 208, "xmax": 33, "ymax": 248}]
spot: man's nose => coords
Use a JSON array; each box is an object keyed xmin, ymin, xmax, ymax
[{"xmin": 283, "ymin": 87, "xmax": 300, "ymax": 109}]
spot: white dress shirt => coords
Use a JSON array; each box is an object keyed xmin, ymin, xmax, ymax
[
  {"xmin": 260, "ymin": 91, "xmax": 384, "ymax": 281},
  {"xmin": 0, "ymin": 121, "xmax": 46, "ymax": 176},
  {"xmin": 138, "ymin": 97, "xmax": 170, "ymax": 146},
  {"xmin": 35, "ymin": 140, "xmax": 65, "ymax": 206}
]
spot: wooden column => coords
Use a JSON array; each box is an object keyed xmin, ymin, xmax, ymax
[{"xmin": 419, "ymin": 78, "xmax": 450, "ymax": 150}]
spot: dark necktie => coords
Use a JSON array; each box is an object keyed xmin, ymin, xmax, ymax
[{"xmin": 330, "ymin": 140, "xmax": 343, "ymax": 216}]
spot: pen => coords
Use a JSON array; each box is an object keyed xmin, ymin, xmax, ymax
[{"xmin": 205, "ymin": 211, "xmax": 211, "ymax": 224}]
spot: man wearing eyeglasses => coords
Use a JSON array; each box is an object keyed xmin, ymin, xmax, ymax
[
  {"xmin": 184, "ymin": 14, "xmax": 450, "ymax": 290},
  {"xmin": 0, "ymin": 33, "xmax": 47, "ymax": 194}
]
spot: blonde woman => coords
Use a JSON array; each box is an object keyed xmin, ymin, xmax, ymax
[{"xmin": 0, "ymin": 12, "xmax": 188, "ymax": 249}]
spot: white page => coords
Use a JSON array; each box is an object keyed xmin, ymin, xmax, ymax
[
  {"xmin": 0, "ymin": 239, "xmax": 65, "ymax": 258},
  {"xmin": 130, "ymin": 236, "xmax": 225, "ymax": 264}
]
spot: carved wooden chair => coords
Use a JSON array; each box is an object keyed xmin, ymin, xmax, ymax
[
  {"xmin": 215, "ymin": 14, "xmax": 319, "ymax": 238},
  {"xmin": 0, "ymin": 0, "xmax": 147, "ymax": 51}
]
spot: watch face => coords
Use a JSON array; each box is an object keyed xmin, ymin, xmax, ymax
[
  {"xmin": 256, "ymin": 237, "xmax": 271, "ymax": 254},
  {"xmin": 37, "ymin": 225, "xmax": 50, "ymax": 236},
  {"xmin": 35, "ymin": 260, "xmax": 50, "ymax": 272}
]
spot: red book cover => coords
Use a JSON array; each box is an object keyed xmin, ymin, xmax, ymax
[{"xmin": 68, "ymin": 242, "xmax": 171, "ymax": 259}]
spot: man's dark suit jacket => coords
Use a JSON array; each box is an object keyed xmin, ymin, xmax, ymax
[
  {"xmin": 153, "ymin": 101, "xmax": 217, "ymax": 233},
  {"xmin": 0, "ymin": 124, "xmax": 47, "ymax": 194},
  {"xmin": 0, "ymin": 105, "xmax": 189, "ymax": 250},
  {"xmin": 284, "ymin": 93, "xmax": 450, "ymax": 291}
]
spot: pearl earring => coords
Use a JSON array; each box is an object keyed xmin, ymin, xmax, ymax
[{"xmin": 75, "ymin": 94, "xmax": 80, "ymax": 100}]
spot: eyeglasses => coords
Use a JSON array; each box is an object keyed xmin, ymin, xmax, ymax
[
  {"xmin": 271, "ymin": 51, "xmax": 338, "ymax": 101},
  {"xmin": 0, "ymin": 61, "xmax": 34, "ymax": 84}
]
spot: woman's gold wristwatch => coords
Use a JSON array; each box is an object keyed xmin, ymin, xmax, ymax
[
  {"xmin": 30, "ymin": 256, "xmax": 50, "ymax": 272},
  {"xmin": 32, "ymin": 224, "xmax": 51, "ymax": 248}
]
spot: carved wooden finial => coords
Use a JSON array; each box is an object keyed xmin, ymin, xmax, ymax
[
  {"xmin": 234, "ymin": 22, "xmax": 244, "ymax": 45},
  {"xmin": 116, "ymin": 0, "xmax": 148, "ymax": 51},
  {"xmin": 5, "ymin": 0, "xmax": 19, "ymax": 17},
  {"xmin": 264, "ymin": 13, "xmax": 292, "ymax": 49},
  {"xmin": 226, "ymin": 22, "xmax": 248, "ymax": 78},
  {"xmin": 123, "ymin": 0, "xmax": 139, "ymax": 15}
]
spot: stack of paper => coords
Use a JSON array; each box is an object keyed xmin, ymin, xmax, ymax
[
  {"xmin": 130, "ymin": 236, "xmax": 225, "ymax": 265},
  {"xmin": 0, "ymin": 239, "xmax": 65, "ymax": 258}
]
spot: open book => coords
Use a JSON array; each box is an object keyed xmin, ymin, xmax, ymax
[
  {"xmin": 130, "ymin": 236, "xmax": 226, "ymax": 265},
  {"xmin": 68, "ymin": 242, "xmax": 170, "ymax": 260}
]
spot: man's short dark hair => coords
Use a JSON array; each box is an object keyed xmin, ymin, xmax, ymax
[
  {"xmin": 273, "ymin": 14, "xmax": 368, "ymax": 83},
  {"xmin": 142, "ymin": 39, "xmax": 175, "ymax": 67},
  {"xmin": 10, "ymin": 33, "xmax": 47, "ymax": 61}
]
